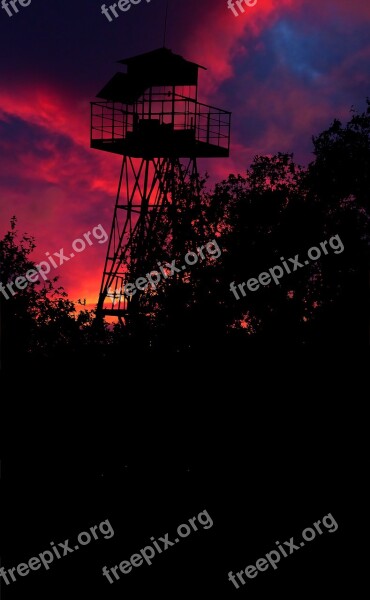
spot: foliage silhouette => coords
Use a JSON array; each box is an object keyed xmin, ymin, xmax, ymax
[{"xmin": 1, "ymin": 102, "xmax": 369, "ymax": 369}]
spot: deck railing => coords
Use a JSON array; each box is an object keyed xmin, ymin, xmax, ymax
[{"xmin": 91, "ymin": 93, "xmax": 231, "ymax": 152}]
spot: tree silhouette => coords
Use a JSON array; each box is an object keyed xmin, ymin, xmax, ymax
[
  {"xmin": 114, "ymin": 103, "xmax": 369, "ymax": 350},
  {"xmin": 0, "ymin": 217, "xmax": 95, "ymax": 369},
  {"xmin": 2, "ymin": 102, "xmax": 369, "ymax": 367}
]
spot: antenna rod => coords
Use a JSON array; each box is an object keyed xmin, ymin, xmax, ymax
[{"xmin": 163, "ymin": 0, "xmax": 169, "ymax": 47}]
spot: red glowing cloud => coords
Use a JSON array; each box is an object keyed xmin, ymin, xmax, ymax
[{"xmin": 0, "ymin": 85, "xmax": 122, "ymax": 306}]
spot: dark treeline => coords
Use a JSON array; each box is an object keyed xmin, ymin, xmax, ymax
[{"xmin": 1, "ymin": 103, "xmax": 369, "ymax": 371}]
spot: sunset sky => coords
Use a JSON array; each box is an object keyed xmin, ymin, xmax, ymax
[{"xmin": 1, "ymin": 0, "xmax": 369, "ymax": 306}]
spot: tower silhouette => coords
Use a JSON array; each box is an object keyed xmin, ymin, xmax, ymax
[{"xmin": 91, "ymin": 48, "xmax": 231, "ymax": 320}]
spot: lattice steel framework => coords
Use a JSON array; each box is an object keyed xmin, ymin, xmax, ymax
[{"xmin": 90, "ymin": 48, "xmax": 231, "ymax": 321}]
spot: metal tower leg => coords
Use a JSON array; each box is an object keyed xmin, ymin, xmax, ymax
[{"xmin": 96, "ymin": 156, "xmax": 200, "ymax": 320}]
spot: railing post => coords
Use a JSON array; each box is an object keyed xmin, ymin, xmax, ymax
[{"xmin": 194, "ymin": 100, "xmax": 198, "ymax": 140}]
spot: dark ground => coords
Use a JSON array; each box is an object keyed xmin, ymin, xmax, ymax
[{"xmin": 1, "ymin": 356, "xmax": 366, "ymax": 599}]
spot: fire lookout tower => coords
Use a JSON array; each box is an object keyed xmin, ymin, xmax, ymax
[{"xmin": 90, "ymin": 48, "xmax": 231, "ymax": 319}]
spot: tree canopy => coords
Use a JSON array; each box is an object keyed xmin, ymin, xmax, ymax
[{"xmin": 1, "ymin": 102, "xmax": 369, "ymax": 369}]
